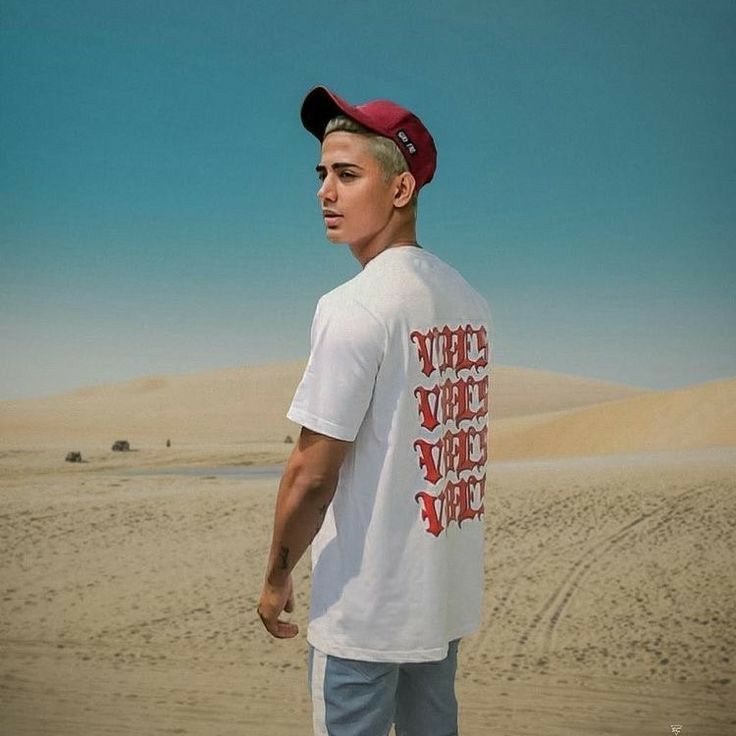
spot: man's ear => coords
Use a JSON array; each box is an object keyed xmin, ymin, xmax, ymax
[{"xmin": 393, "ymin": 171, "xmax": 417, "ymax": 209}]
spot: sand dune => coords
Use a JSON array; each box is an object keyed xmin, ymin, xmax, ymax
[
  {"xmin": 0, "ymin": 361, "xmax": 645, "ymax": 448},
  {"xmin": 489, "ymin": 364, "xmax": 646, "ymax": 417},
  {"xmin": 493, "ymin": 376, "xmax": 736, "ymax": 460},
  {"xmin": 0, "ymin": 361, "xmax": 307, "ymax": 445},
  {"xmin": 1, "ymin": 362, "xmax": 733, "ymax": 461}
]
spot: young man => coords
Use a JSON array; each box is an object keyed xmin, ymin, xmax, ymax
[{"xmin": 257, "ymin": 86, "xmax": 493, "ymax": 736}]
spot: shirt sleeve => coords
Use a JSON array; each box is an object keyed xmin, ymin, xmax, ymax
[{"xmin": 287, "ymin": 295, "xmax": 386, "ymax": 441}]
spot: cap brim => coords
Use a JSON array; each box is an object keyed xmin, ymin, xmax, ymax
[{"xmin": 300, "ymin": 86, "xmax": 358, "ymax": 141}]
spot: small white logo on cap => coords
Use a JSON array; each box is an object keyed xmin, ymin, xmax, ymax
[{"xmin": 397, "ymin": 129, "xmax": 417, "ymax": 155}]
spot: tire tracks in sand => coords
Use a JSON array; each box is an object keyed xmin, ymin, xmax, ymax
[{"xmin": 513, "ymin": 483, "xmax": 717, "ymax": 661}]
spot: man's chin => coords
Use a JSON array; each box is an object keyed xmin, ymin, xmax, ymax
[{"xmin": 325, "ymin": 229, "xmax": 346, "ymax": 244}]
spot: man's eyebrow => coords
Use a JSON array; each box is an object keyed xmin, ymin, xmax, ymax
[{"xmin": 315, "ymin": 162, "xmax": 365, "ymax": 172}]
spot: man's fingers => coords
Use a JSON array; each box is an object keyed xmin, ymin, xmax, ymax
[
  {"xmin": 263, "ymin": 614, "xmax": 299, "ymax": 639},
  {"xmin": 257, "ymin": 604, "xmax": 299, "ymax": 639},
  {"xmin": 257, "ymin": 577, "xmax": 297, "ymax": 639},
  {"xmin": 274, "ymin": 619, "xmax": 299, "ymax": 638}
]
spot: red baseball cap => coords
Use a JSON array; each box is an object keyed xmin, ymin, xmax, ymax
[{"xmin": 300, "ymin": 85, "xmax": 437, "ymax": 191}]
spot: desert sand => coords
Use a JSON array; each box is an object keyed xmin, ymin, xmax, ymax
[{"xmin": 1, "ymin": 363, "xmax": 735, "ymax": 735}]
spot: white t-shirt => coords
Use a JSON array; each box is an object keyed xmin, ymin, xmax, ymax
[{"xmin": 287, "ymin": 245, "xmax": 493, "ymax": 662}]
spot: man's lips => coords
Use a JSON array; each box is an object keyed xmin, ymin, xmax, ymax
[{"xmin": 323, "ymin": 211, "xmax": 342, "ymax": 227}]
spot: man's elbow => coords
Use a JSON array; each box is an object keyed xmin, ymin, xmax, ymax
[
  {"xmin": 281, "ymin": 427, "xmax": 350, "ymax": 498},
  {"xmin": 284, "ymin": 458, "xmax": 340, "ymax": 498}
]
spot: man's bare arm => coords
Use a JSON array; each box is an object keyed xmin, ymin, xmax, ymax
[{"xmin": 257, "ymin": 426, "xmax": 350, "ymax": 638}]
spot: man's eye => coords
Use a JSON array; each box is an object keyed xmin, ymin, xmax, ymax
[{"xmin": 340, "ymin": 171, "xmax": 356, "ymax": 179}]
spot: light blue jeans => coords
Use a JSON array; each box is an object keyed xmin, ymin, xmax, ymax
[{"xmin": 308, "ymin": 640, "xmax": 460, "ymax": 736}]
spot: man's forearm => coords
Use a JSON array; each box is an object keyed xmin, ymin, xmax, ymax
[{"xmin": 265, "ymin": 468, "xmax": 337, "ymax": 586}]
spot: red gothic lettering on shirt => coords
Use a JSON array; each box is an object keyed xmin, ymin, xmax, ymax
[
  {"xmin": 410, "ymin": 323, "xmax": 490, "ymax": 536},
  {"xmin": 439, "ymin": 325, "xmax": 475, "ymax": 374},
  {"xmin": 414, "ymin": 490, "xmax": 445, "ymax": 537},
  {"xmin": 410, "ymin": 324, "xmax": 489, "ymax": 378},
  {"xmin": 413, "ymin": 425, "xmax": 488, "ymax": 485},
  {"xmin": 472, "ymin": 325, "xmax": 489, "ymax": 369},
  {"xmin": 439, "ymin": 376, "xmax": 474, "ymax": 425},
  {"xmin": 442, "ymin": 425, "xmax": 488, "ymax": 477},
  {"xmin": 410, "ymin": 329, "xmax": 437, "ymax": 377},
  {"xmin": 445, "ymin": 474, "xmax": 485, "ymax": 527},
  {"xmin": 413, "ymin": 437, "xmax": 443, "ymax": 485},
  {"xmin": 415, "ymin": 375, "xmax": 489, "ymax": 431},
  {"xmin": 413, "ymin": 385, "xmax": 441, "ymax": 431},
  {"xmin": 414, "ymin": 475, "xmax": 486, "ymax": 537},
  {"xmin": 444, "ymin": 374, "xmax": 489, "ymax": 423}
]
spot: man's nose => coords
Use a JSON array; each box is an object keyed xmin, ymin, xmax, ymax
[{"xmin": 317, "ymin": 175, "xmax": 335, "ymax": 203}]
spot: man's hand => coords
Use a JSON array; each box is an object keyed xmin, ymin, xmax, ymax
[{"xmin": 257, "ymin": 575, "xmax": 299, "ymax": 639}]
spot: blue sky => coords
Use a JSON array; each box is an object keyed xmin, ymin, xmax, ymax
[{"xmin": 1, "ymin": 0, "xmax": 734, "ymax": 399}]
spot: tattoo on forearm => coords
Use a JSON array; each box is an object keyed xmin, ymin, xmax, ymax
[
  {"xmin": 314, "ymin": 502, "xmax": 329, "ymax": 535},
  {"xmin": 278, "ymin": 545, "xmax": 289, "ymax": 570}
]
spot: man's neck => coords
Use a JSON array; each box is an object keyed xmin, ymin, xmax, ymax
[{"xmin": 350, "ymin": 220, "xmax": 418, "ymax": 269}]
